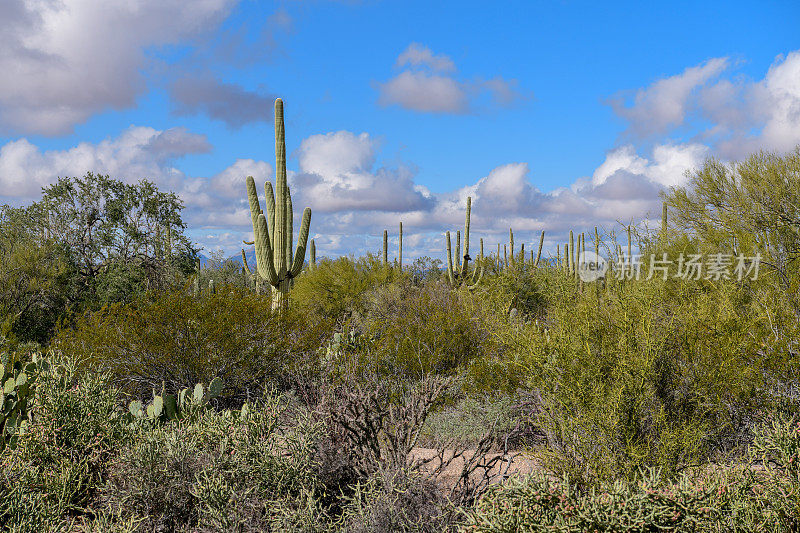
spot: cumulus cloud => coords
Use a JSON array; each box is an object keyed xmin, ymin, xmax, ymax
[
  {"xmin": 0, "ymin": 0, "xmax": 237, "ymax": 135},
  {"xmin": 0, "ymin": 126, "xmax": 211, "ymax": 199},
  {"xmin": 0, "ymin": 128, "xmax": 702, "ymax": 260},
  {"xmin": 290, "ymin": 130, "xmax": 434, "ymax": 212},
  {"xmin": 396, "ymin": 42, "xmax": 455, "ymax": 72},
  {"xmin": 376, "ymin": 43, "xmax": 526, "ymax": 114},
  {"xmin": 609, "ymin": 51, "xmax": 800, "ymax": 157},
  {"xmin": 609, "ymin": 58, "xmax": 729, "ymax": 137},
  {"xmin": 170, "ymin": 76, "xmax": 275, "ymax": 128}
]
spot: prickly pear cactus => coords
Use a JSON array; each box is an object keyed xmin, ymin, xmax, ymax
[
  {"xmin": 129, "ymin": 377, "xmax": 224, "ymax": 424},
  {"xmin": 1, "ymin": 350, "xmax": 48, "ymax": 451}
]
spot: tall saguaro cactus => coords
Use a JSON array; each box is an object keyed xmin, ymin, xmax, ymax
[
  {"xmin": 535, "ymin": 230, "xmax": 545, "ymax": 267},
  {"xmin": 445, "ymin": 196, "xmax": 484, "ymax": 289},
  {"xmin": 398, "ymin": 222, "xmax": 403, "ymax": 269},
  {"xmin": 246, "ymin": 98, "xmax": 312, "ymax": 312},
  {"xmin": 382, "ymin": 229, "xmax": 388, "ymax": 265}
]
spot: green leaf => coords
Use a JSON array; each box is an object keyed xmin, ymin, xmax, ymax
[{"xmin": 3, "ymin": 377, "xmax": 15, "ymax": 394}]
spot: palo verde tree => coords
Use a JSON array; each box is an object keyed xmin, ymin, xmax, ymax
[
  {"xmin": 8, "ymin": 173, "xmax": 196, "ymax": 310},
  {"xmin": 0, "ymin": 204, "xmax": 74, "ymax": 344},
  {"xmin": 664, "ymin": 147, "xmax": 800, "ymax": 315}
]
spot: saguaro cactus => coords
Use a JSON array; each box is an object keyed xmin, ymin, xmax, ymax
[
  {"xmin": 569, "ymin": 230, "xmax": 575, "ymax": 277},
  {"xmin": 509, "ymin": 228, "xmax": 515, "ymax": 266},
  {"xmin": 535, "ymin": 230, "xmax": 545, "ymax": 267},
  {"xmin": 382, "ymin": 229, "xmax": 388, "ymax": 265},
  {"xmin": 398, "ymin": 222, "xmax": 403, "ymax": 269},
  {"xmin": 445, "ymin": 196, "xmax": 484, "ymax": 289},
  {"xmin": 246, "ymin": 98, "xmax": 312, "ymax": 312}
]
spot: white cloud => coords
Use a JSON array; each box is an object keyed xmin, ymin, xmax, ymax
[
  {"xmin": 291, "ymin": 130, "xmax": 434, "ymax": 213},
  {"xmin": 0, "ymin": 127, "xmax": 701, "ymax": 261},
  {"xmin": 376, "ymin": 43, "xmax": 526, "ymax": 114},
  {"xmin": 0, "ymin": 0, "xmax": 237, "ymax": 135},
  {"xmin": 610, "ymin": 50, "xmax": 800, "ymax": 158},
  {"xmin": 0, "ymin": 126, "xmax": 211, "ymax": 198},
  {"xmin": 739, "ymin": 51, "xmax": 800, "ymax": 154},
  {"xmin": 609, "ymin": 58, "xmax": 729, "ymax": 137},
  {"xmin": 396, "ymin": 43, "xmax": 455, "ymax": 72},
  {"xmin": 378, "ymin": 71, "xmax": 468, "ymax": 113}
]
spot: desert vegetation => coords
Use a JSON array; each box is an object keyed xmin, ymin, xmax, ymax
[{"xmin": 2, "ymin": 103, "xmax": 800, "ymax": 531}]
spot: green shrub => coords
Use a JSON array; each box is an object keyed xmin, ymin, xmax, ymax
[
  {"xmin": 0, "ymin": 354, "xmax": 129, "ymax": 531},
  {"xmin": 354, "ymin": 281, "xmax": 504, "ymax": 384},
  {"xmin": 53, "ymin": 286, "xmax": 326, "ymax": 399},
  {"xmin": 422, "ymin": 394, "xmax": 523, "ymax": 449},
  {"xmin": 291, "ymin": 254, "xmax": 402, "ymax": 324},
  {"xmin": 462, "ymin": 414, "xmax": 800, "ymax": 532},
  {"xmin": 103, "ymin": 393, "xmax": 325, "ymax": 531},
  {"xmin": 514, "ymin": 276, "xmax": 773, "ymax": 485}
]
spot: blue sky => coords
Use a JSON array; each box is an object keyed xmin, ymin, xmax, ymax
[{"xmin": 1, "ymin": 0, "xmax": 799, "ymax": 261}]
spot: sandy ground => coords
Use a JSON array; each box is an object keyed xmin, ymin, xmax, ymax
[{"xmin": 409, "ymin": 447, "xmax": 542, "ymax": 489}]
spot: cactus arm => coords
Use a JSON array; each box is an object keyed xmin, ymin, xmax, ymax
[
  {"xmin": 264, "ymin": 181, "xmax": 276, "ymax": 252},
  {"xmin": 535, "ymin": 230, "xmax": 545, "ymax": 267},
  {"xmin": 467, "ymin": 239, "xmax": 485, "ymax": 290},
  {"xmin": 243, "ymin": 240, "xmax": 255, "ymax": 245},
  {"xmin": 242, "ymin": 249, "xmax": 252, "ymax": 275},
  {"xmin": 445, "ymin": 231, "xmax": 455, "ymax": 286},
  {"xmin": 662, "ymin": 202, "xmax": 668, "ymax": 233},
  {"xmin": 289, "ymin": 207, "xmax": 311, "ymax": 277},
  {"xmin": 455, "ymin": 230, "xmax": 461, "ymax": 271},
  {"xmin": 246, "ymin": 176, "xmax": 263, "ymax": 234},
  {"xmin": 569, "ymin": 230, "xmax": 575, "ymax": 276},
  {"xmin": 461, "ymin": 196, "xmax": 471, "ymax": 277},
  {"xmin": 310, "ymin": 239, "xmax": 316, "ymax": 268},
  {"xmin": 255, "ymin": 214, "xmax": 279, "ymax": 285},
  {"xmin": 463, "ymin": 197, "xmax": 471, "ymax": 257},
  {"xmin": 287, "ymin": 185, "xmax": 294, "ymax": 272},
  {"xmin": 248, "ymin": 175, "xmax": 277, "ymax": 284}
]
